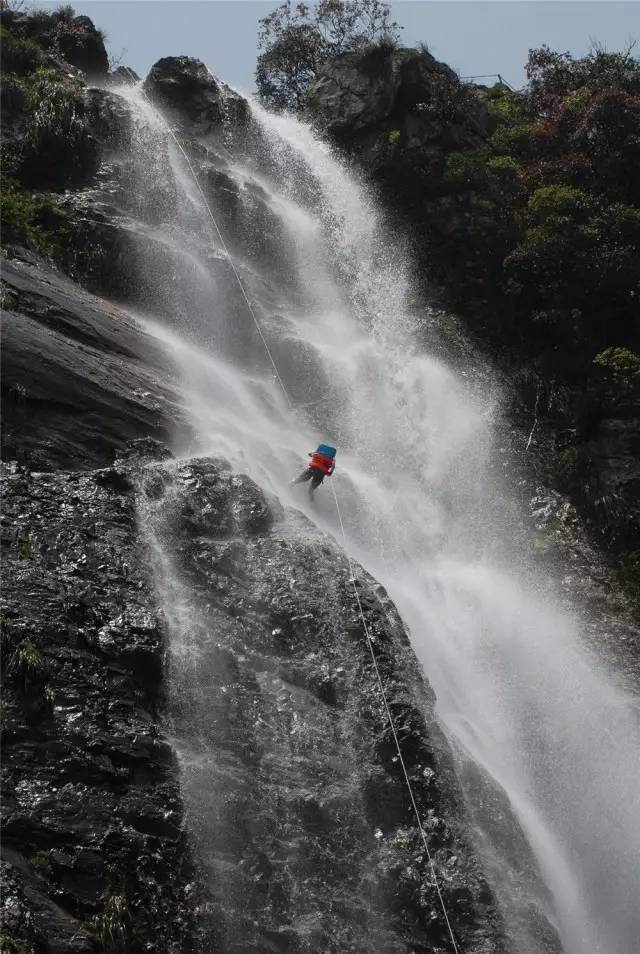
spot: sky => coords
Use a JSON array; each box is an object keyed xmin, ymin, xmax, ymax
[{"xmin": 36, "ymin": 1, "xmax": 640, "ymax": 92}]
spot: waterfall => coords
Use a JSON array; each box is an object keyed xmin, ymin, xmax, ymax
[{"xmin": 114, "ymin": 82, "xmax": 640, "ymax": 954}]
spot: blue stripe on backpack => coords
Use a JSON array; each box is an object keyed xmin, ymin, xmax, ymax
[{"xmin": 316, "ymin": 444, "xmax": 336, "ymax": 458}]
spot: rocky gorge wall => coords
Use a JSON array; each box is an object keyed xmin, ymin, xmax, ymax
[
  {"xmin": 1, "ymin": 12, "xmax": 510, "ymax": 953},
  {"xmin": 0, "ymin": 423, "xmax": 506, "ymax": 952}
]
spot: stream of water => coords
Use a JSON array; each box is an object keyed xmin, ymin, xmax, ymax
[{"xmin": 116, "ymin": 82, "xmax": 640, "ymax": 954}]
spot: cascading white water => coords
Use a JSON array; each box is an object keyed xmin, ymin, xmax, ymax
[{"xmin": 116, "ymin": 82, "xmax": 640, "ymax": 954}]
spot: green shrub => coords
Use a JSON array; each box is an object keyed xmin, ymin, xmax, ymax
[
  {"xmin": 444, "ymin": 149, "xmax": 489, "ymax": 188},
  {"xmin": 0, "ymin": 27, "xmax": 43, "ymax": 75},
  {"xmin": 491, "ymin": 118, "xmax": 561, "ymax": 163},
  {"xmin": 17, "ymin": 534, "xmax": 33, "ymax": 558},
  {"xmin": 0, "ymin": 931, "xmax": 30, "ymax": 954},
  {"xmin": 5, "ymin": 65, "xmax": 97, "ymax": 188},
  {"xmin": 0, "ymin": 179, "xmax": 38, "ymax": 247},
  {"xmin": 53, "ymin": 4, "xmax": 76, "ymax": 22},
  {"xmin": 388, "ymin": 128, "xmax": 400, "ymax": 146},
  {"xmin": 3, "ymin": 634, "xmax": 54, "ymax": 722},
  {"xmin": 0, "ymin": 616, "xmax": 18, "ymax": 659},
  {"xmin": 527, "ymin": 185, "xmax": 596, "ymax": 224},
  {"xmin": 487, "ymin": 85, "xmax": 523, "ymax": 120},
  {"xmin": 522, "ymin": 154, "xmax": 594, "ymax": 193},
  {"xmin": 526, "ymin": 44, "xmax": 640, "ymax": 109},
  {"xmin": 9, "ymin": 383, "xmax": 27, "ymax": 401},
  {"xmin": 1, "ymin": 71, "xmax": 28, "ymax": 119},
  {"xmin": 94, "ymin": 895, "xmax": 133, "ymax": 954},
  {"xmin": 23, "ymin": 9, "xmax": 61, "ymax": 41},
  {"xmin": 358, "ymin": 35, "xmax": 397, "ymax": 75},
  {"xmin": 375, "ymin": 34, "xmax": 398, "ymax": 52},
  {"xmin": 0, "ymin": 178, "xmax": 69, "ymax": 251},
  {"xmin": 27, "ymin": 66, "xmax": 84, "ymax": 126},
  {"xmin": 505, "ymin": 220, "xmax": 599, "ymax": 305},
  {"xmin": 30, "ymin": 850, "xmax": 52, "ymax": 876},
  {"xmin": 9, "ymin": 640, "xmax": 49, "ymax": 691},
  {"xmin": 598, "ymin": 202, "xmax": 640, "ymax": 241},
  {"xmin": 487, "ymin": 155, "xmax": 522, "ymax": 181},
  {"xmin": 563, "ymin": 87, "xmax": 592, "ymax": 113},
  {"xmin": 593, "ymin": 347, "xmax": 640, "ymax": 380},
  {"xmin": 490, "ymin": 121, "xmax": 539, "ymax": 157}
]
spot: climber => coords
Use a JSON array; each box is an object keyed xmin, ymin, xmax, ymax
[{"xmin": 289, "ymin": 444, "xmax": 336, "ymax": 496}]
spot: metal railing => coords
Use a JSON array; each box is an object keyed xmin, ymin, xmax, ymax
[{"xmin": 461, "ymin": 73, "xmax": 515, "ymax": 90}]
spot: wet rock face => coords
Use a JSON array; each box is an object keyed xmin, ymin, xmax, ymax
[
  {"xmin": 0, "ymin": 451, "xmax": 198, "ymax": 953},
  {"xmin": 1, "ymin": 443, "xmax": 507, "ymax": 953},
  {"xmin": 142, "ymin": 454, "xmax": 506, "ymax": 953},
  {"xmin": 144, "ymin": 56, "xmax": 249, "ymax": 134},
  {"xmin": 0, "ymin": 255, "xmax": 188, "ymax": 472}
]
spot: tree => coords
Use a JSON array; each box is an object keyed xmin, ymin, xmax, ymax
[
  {"xmin": 525, "ymin": 41, "xmax": 640, "ymax": 113},
  {"xmin": 256, "ymin": 0, "xmax": 401, "ymax": 110}
]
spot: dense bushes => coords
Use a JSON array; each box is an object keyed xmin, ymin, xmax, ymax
[
  {"xmin": 0, "ymin": 25, "xmax": 44, "ymax": 74},
  {"xmin": 434, "ymin": 46, "xmax": 640, "ymax": 383},
  {"xmin": 0, "ymin": 178, "xmax": 70, "ymax": 250},
  {"xmin": 0, "ymin": 4, "xmax": 108, "ymax": 75},
  {"xmin": 0, "ymin": 7, "xmax": 104, "ymax": 255}
]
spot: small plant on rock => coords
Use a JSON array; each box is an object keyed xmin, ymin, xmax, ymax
[
  {"xmin": 9, "ymin": 639, "xmax": 48, "ymax": 690},
  {"xmin": 3, "ymin": 631, "xmax": 55, "ymax": 722},
  {"xmin": 94, "ymin": 894, "xmax": 133, "ymax": 953},
  {"xmin": 593, "ymin": 347, "xmax": 640, "ymax": 409},
  {"xmin": 17, "ymin": 534, "xmax": 33, "ymax": 558}
]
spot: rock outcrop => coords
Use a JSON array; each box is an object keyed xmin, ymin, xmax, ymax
[
  {"xmin": 143, "ymin": 56, "xmax": 249, "ymax": 135},
  {"xmin": 306, "ymin": 48, "xmax": 492, "ymax": 187},
  {"xmin": 54, "ymin": 15, "xmax": 109, "ymax": 79}
]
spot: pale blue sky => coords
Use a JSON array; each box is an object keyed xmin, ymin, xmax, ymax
[{"xmin": 37, "ymin": 1, "xmax": 639, "ymax": 91}]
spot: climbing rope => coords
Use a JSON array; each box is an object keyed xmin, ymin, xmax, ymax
[
  {"xmin": 330, "ymin": 483, "xmax": 460, "ymax": 954},
  {"xmin": 130, "ymin": 73, "xmax": 293, "ymax": 410},
  {"xmin": 132, "ymin": 79, "xmax": 461, "ymax": 954}
]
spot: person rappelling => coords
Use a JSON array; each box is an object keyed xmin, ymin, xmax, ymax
[{"xmin": 289, "ymin": 444, "xmax": 336, "ymax": 496}]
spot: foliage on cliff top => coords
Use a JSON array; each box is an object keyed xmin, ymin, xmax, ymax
[
  {"xmin": 0, "ymin": 3, "xmax": 107, "ymax": 73},
  {"xmin": 0, "ymin": 8, "xmax": 104, "ymax": 255},
  {"xmin": 434, "ymin": 44, "xmax": 640, "ymax": 380},
  {"xmin": 256, "ymin": 0, "xmax": 401, "ymax": 110}
]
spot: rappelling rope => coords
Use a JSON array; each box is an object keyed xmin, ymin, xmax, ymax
[
  {"xmin": 133, "ymin": 79, "xmax": 460, "ymax": 954},
  {"xmin": 330, "ymin": 483, "xmax": 460, "ymax": 953},
  {"xmin": 131, "ymin": 75, "xmax": 293, "ymax": 411}
]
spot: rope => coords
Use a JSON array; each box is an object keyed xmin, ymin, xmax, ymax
[
  {"xmin": 330, "ymin": 483, "xmax": 460, "ymax": 954},
  {"xmin": 131, "ymin": 74, "xmax": 293, "ymax": 410},
  {"xmin": 131, "ymin": 77, "xmax": 460, "ymax": 953}
]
